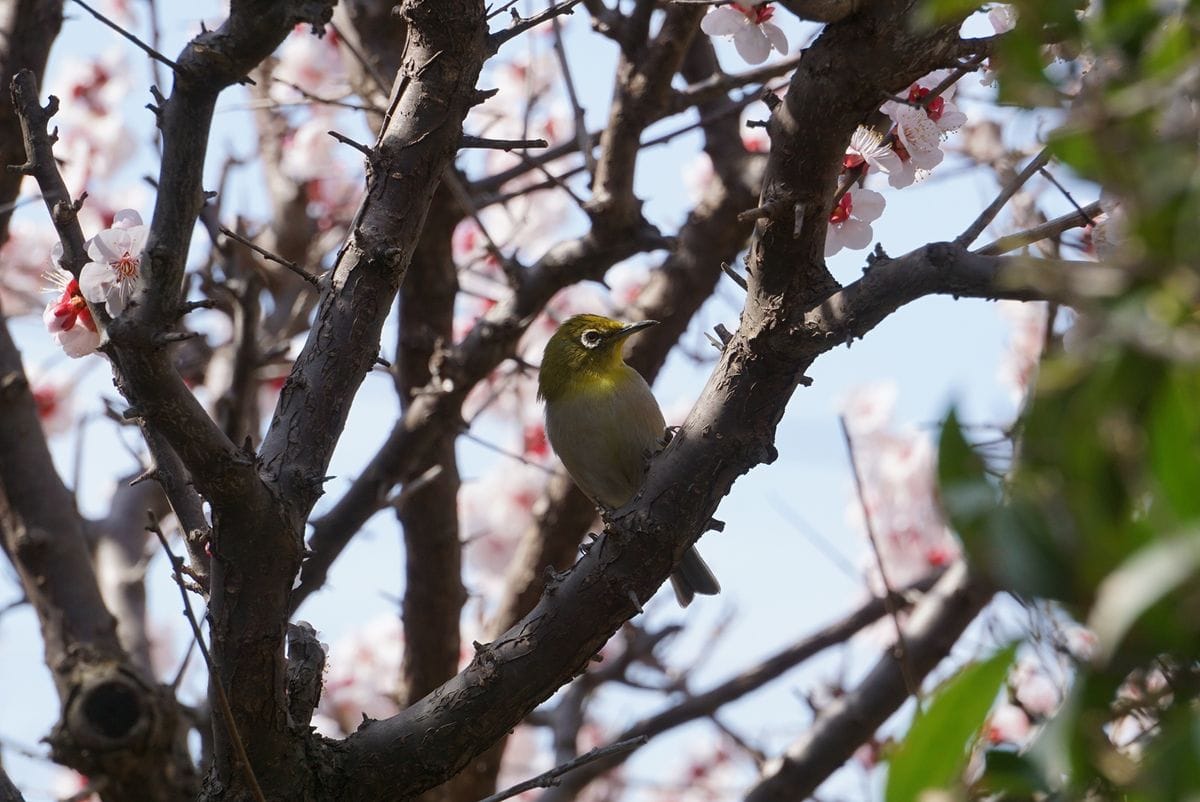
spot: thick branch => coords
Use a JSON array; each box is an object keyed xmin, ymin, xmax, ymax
[
  {"xmin": 259, "ymin": 1, "xmax": 487, "ymax": 520},
  {"xmin": 395, "ymin": 186, "xmax": 465, "ymax": 706}
]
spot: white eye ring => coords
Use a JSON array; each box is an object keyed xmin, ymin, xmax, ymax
[{"xmin": 580, "ymin": 329, "xmax": 602, "ymax": 349}]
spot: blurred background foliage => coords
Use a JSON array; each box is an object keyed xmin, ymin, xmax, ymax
[{"xmin": 911, "ymin": 0, "xmax": 1200, "ymax": 798}]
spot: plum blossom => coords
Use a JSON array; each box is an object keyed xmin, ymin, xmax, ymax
[
  {"xmin": 985, "ymin": 703, "xmax": 1033, "ymax": 745},
  {"xmin": 843, "ymin": 126, "xmax": 902, "ymax": 176},
  {"xmin": 270, "ymin": 25, "xmax": 349, "ymax": 102},
  {"xmin": 825, "ymin": 188, "xmax": 885, "ymax": 257},
  {"xmin": 43, "ymin": 268, "xmax": 101, "ymax": 358},
  {"xmin": 881, "ymin": 72, "xmax": 968, "ymax": 187},
  {"xmin": 461, "ymin": 463, "xmax": 554, "ymax": 595},
  {"xmin": 988, "ymin": 4, "xmax": 1017, "ymax": 34},
  {"xmin": 0, "ymin": 219, "xmax": 61, "ymax": 315},
  {"xmin": 701, "ymin": 2, "xmax": 788, "ymax": 65},
  {"xmin": 80, "ymin": 209, "xmax": 146, "ymax": 316},
  {"xmin": 997, "ymin": 300, "xmax": 1047, "ymax": 405},
  {"xmin": 49, "ymin": 51, "xmax": 136, "ymax": 187},
  {"xmin": 839, "ymin": 383, "xmax": 962, "ymax": 590},
  {"xmin": 318, "ymin": 614, "xmax": 403, "ymax": 734},
  {"xmin": 27, "ymin": 367, "xmax": 75, "ymax": 436}
]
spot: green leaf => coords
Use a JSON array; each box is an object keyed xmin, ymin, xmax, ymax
[
  {"xmin": 885, "ymin": 644, "xmax": 1018, "ymax": 802},
  {"xmin": 1086, "ymin": 530, "xmax": 1200, "ymax": 665},
  {"xmin": 937, "ymin": 410, "xmax": 995, "ymax": 547}
]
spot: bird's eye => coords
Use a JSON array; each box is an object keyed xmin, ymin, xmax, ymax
[{"xmin": 580, "ymin": 329, "xmax": 602, "ymax": 349}]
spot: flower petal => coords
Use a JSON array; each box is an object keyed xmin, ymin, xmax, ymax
[
  {"xmin": 733, "ymin": 26, "xmax": 770, "ymax": 65},
  {"xmin": 825, "ymin": 224, "xmax": 845, "ymax": 257},
  {"xmin": 112, "ymin": 209, "xmax": 143, "ymax": 229},
  {"xmin": 88, "ymin": 227, "xmax": 132, "ymax": 264},
  {"xmin": 850, "ymin": 188, "xmax": 886, "ymax": 223},
  {"xmin": 79, "ymin": 261, "xmax": 112, "ymax": 304},
  {"xmin": 838, "ymin": 218, "xmax": 873, "ymax": 251},
  {"xmin": 763, "ymin": 22, "xmax": 788, "ymax": 55},
  {"xmin": 701, "ymin": 8, "xmax": 747, "ymax": 37},
  {"xmin": 57, "ymin": 325, "xmax": 101, "ymax": 358}
]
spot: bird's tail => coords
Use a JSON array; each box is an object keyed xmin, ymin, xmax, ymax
[{"xmin": 670, "ymin": 546, "xmax": 721, "ymax": 608}]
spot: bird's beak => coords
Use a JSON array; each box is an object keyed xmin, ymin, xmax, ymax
[{"xmin": 614, "ymin": 319, "xmax": 659, "ymax": 340}]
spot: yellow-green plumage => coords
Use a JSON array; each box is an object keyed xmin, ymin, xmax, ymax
[{"xmin": 538, "ymin": 314, "xmax": 720, "ymax": 607}]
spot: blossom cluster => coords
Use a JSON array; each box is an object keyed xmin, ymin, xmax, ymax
[
  {"xmin": 839, "ymin": 381, "xmax": 961, "ymax": 590},
  {"xmin": 43, "ymin": 210, "xmax": 147, "ymax": 358},
  {"xmin": 698, "ymin": 3, "xmax": 1018, "ymax": 258}
]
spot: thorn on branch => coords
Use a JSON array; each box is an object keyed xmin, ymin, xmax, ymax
[
  {"xmin": 720, "ymin": 261, "xmax": 748, "ymax": 291},
  {"xmin": 471, "ymin": 87, "xmax": 500, "ymax": 106},
  {"xmin": 129, "ymin": 467, "xmax": 159, "ymax": 487},
  {"xmin": 327, "ymin": 129, "xmax": 375, "ymax": 160},
  {"xmin": 713, "ymin": 324, "xmax": 734, "ymax": 346},
  {"xmin": 627, "ymin": 589, "xmax": 644, "ymax": 615},
  {"xmin": 761, "ymin": 88, "xmax": 781, "ymax": 111},
  {"xmin": 153, "ymin": 330, "xmax": 201, "ymax": 347},
  {"xmin": 177, "ymin": 298, "xmax": 218, "ymax": 318}
]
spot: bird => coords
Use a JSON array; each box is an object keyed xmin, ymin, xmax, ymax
[{"xmin": 537, "ymin": 313, "xmax": 721, "ymax": 607}]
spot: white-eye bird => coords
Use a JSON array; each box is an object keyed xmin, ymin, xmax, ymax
[{"xmin": 537, "ymin": 313, "xmax": 720, "ymax": 607}]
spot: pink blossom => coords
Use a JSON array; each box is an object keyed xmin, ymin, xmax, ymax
[
  {"xmin": 825, "ymin": 188, "xmax": 885, "ymax": 257},
  {"xmin": 0, "ymin": 219, "xmax": 60, "ymax": 315},
  {"xmin": 461, "ymin": 464, "xmax": 554, "ymax": 595},
  {"xmin": 985, "ymin": 703, "xmax": 1032, "ymax": 745},
  {"xmin": 839, "ymin": 381, "xmax": 899, "ymax": 437},
  {"xmin": 271, "ymin": 25, "xmax": 348, "ymax": 102},
  {"xmin": 1014, "ymin": 667, "xmax": 1060, "ymax": 717},
  {"xmin": 843, "ymin": 126, "xmax": 902, "ymax": 176},
  {"xmin": 43, "ymin": 269, "xmax": 101, "ymax": 358},
  {"xmin": 996, "ymin": 300, "xmax": 1047, "ymax": 405},
  {"xmin": 80, "ymin": 209, "xmax": 147, "ymax": 316},
  {"xmin": 988, "ymin": 4, "xmax": 1017, "ymax": 34},
  {"xmin": 27, "ymin": 367, "xmax": 75, "ymax": 436},
  {"xmin": 49, "ymin": 51, "xmax": 136, "ymax": 187},
  {"xmin": 318, "ymin": 614, "xmax": 403, "ymax": 734},
  {"xmin": 880, "ymin": 72, "xmax": 968, "ymax": 187},
  {"xmin": 840, "ymin": 388, "xmax": 962, "ymax": 590},
  {"xmin": 701, "ymin": 2, "xmax": 788, "ymax": 65}
]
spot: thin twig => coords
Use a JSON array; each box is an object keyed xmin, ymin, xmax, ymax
[
  {"xmin": 69, "ymin": 0, "xmax": 181, "ymax": 73},
  {"xmin": 474, "ymin": 736, "xmax": 648, "ymax": 802},
  {"xmin": 548, "ymin": 0, "xmax": 596, "ymax": 178},
  {"xmin": 218, "ymin": 224, "xmax": 322, "ymax": 288},
  {"xmin": 328, "ymin": 21, "xmax": 391, "ymax": 97},
  {"xmin": 974, "ymin": 200, "xmax": 1100, "ymax": 256},
  {"xmin": 955, "ymin": 147, "xmax": 1052, "ymax": 248},
  {"xmin": 839, "ymin": 417, "xmax": 921, "ymax": 706},
  {"xmin": 1037, "ymin": 165, "xmax": 1095, "ymax": 224},
  {"xmin": 461, "ymin": 430, "xmax": 557, "ymax": 474},
  {"xmin": 148, "ymin": 515, "xmax": 267, "ymax": 802},
  {"xmin": 489, "ymin": 0, "xmax": 586, "ymax": 50}
]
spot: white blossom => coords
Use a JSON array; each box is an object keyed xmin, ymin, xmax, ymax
[{"xmin": 701, "ymin": 2, "xmax": 788, "ymax": 65}]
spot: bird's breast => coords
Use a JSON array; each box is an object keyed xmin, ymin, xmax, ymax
[{"xmin": 544, "ymin": 368, "xmax": 666, "ymax": 509}]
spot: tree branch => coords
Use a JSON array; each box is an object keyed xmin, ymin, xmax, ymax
[
  {"xmin": 743, "ymin": 562, "xmax": 994, "ymax": 801},
  {"xmin": 541, "ymin": 570, "xmax": 946, "ymax": 801}
]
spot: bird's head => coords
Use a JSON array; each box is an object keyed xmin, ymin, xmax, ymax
[{"xmin": 537, "ymin": 314, "xmax": 658, "ymax": 401}]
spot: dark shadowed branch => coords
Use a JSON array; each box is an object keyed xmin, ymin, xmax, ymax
[{"xmin": 744, "ymin": 562, "xmax": 994, "ymax": 802}]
